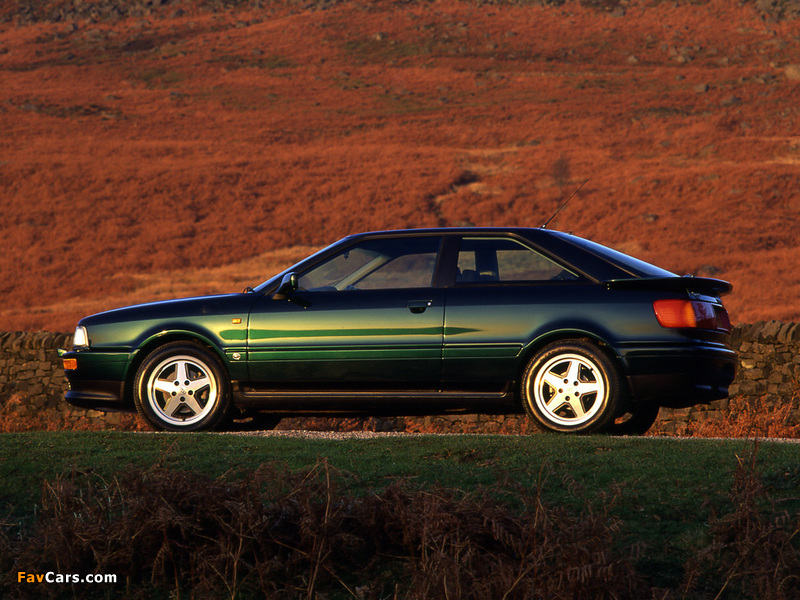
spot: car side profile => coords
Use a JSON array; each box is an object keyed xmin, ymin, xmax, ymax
[{"xmin": 61, "ymin": 228, "xmax": 736, "ymax": 434}]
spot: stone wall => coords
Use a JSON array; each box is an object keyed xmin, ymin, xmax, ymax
[
  {"xmin": 0, "ymin": 331, "xmax": 73, "ymax": 412},
  {"xmin": 0, "ymin": 331, "xmax": 133, "ymax": 428},
  {"xmin": 654, "ymin": 321, "xmax": 800, "ymax": 434},
  {"xmin": 730, "ymin": 321, "xmax": 800, "ymax": 399},
  {"xmin": 0, "ymin": 323, "xmax": 798, "ymax": 432}
]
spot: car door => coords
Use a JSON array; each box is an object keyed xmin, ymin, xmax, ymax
[
  {"xmin": 441, "ymin": 235, "xmax": 587, "ymax": 390},
  {"xmin": 246, "ymin": 235, "xmax": 445, "ymax": 390}
]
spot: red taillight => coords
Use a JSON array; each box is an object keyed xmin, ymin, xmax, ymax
[
  {"xmin": 653, "ymin": 299, "xmax": 731, "ymax": 332},
  {"xmin": 715, "ymin": 305, "xmax": 732, "ymax": 332}
]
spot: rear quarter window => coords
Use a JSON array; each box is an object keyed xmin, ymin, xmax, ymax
[
  {"xmin": 457, "ymin": 237, "xmax": 580, "ymax": 283},
  {"xmin": 551, "ymin": 232, "xmax": 676, "ymax": 278}
]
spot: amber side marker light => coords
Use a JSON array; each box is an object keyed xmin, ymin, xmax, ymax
[
  {"xmin": 654, "ymin": 299, "xmax": 731, "ymax": 332},
  {"xmin": 62, "ymin": 358, "xmax": 78, "ymax": 371}
]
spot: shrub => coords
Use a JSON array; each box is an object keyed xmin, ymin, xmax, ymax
[
  {"xmin": 682, "ymin": 442, "xmax": 800, "ymax": 600},
  {"xmin": 2, "ymin": 460, "xmax": 646, "ymax": 599}
]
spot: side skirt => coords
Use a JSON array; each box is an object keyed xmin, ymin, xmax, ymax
[{"xmin": 232, "ymin": 382, "xmax": 520, "ymax": 416}]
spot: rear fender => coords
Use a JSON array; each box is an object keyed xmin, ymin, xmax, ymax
[{"xmin": 517, "ymin": 325, "xmax": 636, "ymax": 410}]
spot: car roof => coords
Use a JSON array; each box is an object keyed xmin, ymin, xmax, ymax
[
  {"xmin": 346, "ymin": 227, "xmax": 676, "ymax": 280},
  {"xmin": 254, "ymin": 226, "xmax": 679, "ymax": 295},
  {"xmin": 347, "ymin": 226, "xmax": 544, "ymax": 237}
]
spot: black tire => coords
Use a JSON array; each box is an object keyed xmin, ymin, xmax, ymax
[
  {"xmin": 522, "ymin": 340, "xmax": 622, "ymax": 434},
  {"xmin": 607, "ymin": 403, "xmax": 660, "ymax": 436},
  {"xmin": 133, "ymin": 342, "xmax": 232, "ymax": 432}
]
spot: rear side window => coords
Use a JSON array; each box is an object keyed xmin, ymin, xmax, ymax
[
  {"xmin": 456, "ymin": 237, "xmax": 579, "ymax": 284},
  {"xmin": 551, "ymin": 231, "xmax": 676, "ymax": 278}
]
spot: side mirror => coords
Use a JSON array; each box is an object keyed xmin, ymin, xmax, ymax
[{"xmin": 273, "ymin": 272, "xmax": 298, "ymax": 300}]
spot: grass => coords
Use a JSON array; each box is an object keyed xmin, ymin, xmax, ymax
[
  {"xmin": 2, "ymin": 431, "xmax": 800, "ymax": 596},
  {"xmin": 3, "ymin": 432, "xmax": 798, "ymax": 513}
]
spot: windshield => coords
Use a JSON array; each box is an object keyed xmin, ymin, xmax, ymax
[{"xmin": 251, "ymin": 241, "xmax": 344, "ymax": 294}]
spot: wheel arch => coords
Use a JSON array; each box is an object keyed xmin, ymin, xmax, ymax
[
  {"xmin": 516, "ymin": 328, "xmax": 630, "ymax": 406},
  {"xmin": 122, "ymin": 330, "xmax": 230, "ymax": 405}
]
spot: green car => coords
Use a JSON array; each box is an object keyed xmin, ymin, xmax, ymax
[{"xmin": 62, "ymin": 227, "xmax": 736, "ymax": 434}]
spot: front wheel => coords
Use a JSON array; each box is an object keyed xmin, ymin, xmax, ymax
[
  {"xmin": 134, "ymin": 342, "xmax": 232, "ymax": 432},
  {"xmin": 522, "ymin": 340, "xmax": 622, "ymax": 434}
]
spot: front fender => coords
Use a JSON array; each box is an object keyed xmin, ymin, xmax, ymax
[{"xmin": 131, "ymin": 324, "xmax": 249, "ymax": 382}]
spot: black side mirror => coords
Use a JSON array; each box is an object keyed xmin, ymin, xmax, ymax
[{"xmin": 273, "ymin": 272, "xmax": 298, "ymax": 300}]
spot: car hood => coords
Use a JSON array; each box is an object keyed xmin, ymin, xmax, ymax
[{"xmin": 79, "ymin": 293, "xmax": 251, "ymax": 325}]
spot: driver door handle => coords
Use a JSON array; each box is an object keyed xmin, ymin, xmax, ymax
[{"xmin": 407, "ymin": 300, "xmax": 433, "ymax": 314}]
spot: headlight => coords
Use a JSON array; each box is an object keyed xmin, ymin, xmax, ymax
[{"xmin": 73, "ymin": 326, "xmax": 89, "ymax": 349}]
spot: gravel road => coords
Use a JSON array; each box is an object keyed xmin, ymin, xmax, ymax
[{"xmin": 192, "ymin": 430, "xmax": 800, "ymax": 443}]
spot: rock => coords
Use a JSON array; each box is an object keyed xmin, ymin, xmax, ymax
[
  {"xmin": 785, "ymin": 64, "xmax": 800, "ymax": 80},
  {"xmin": 760, "ymin": 320, "xmax": 783, "ymax": 341}
]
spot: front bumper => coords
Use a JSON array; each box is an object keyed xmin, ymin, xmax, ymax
[
  {"xmin": 60, "ymin": 349, "xmax": 134, "ymax": 412},
  {"xmin": 621, "ymin": 343, "xmax": 737, "ymax": 408}
]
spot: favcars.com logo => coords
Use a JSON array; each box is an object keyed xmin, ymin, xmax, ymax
[{"xmin": 18, "ymin": 572, "xmax": 117, "ymax": 584}]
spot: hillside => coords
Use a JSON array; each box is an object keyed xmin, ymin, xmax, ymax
[{"xmin": 1, "ymin": 0, "xmax": 799, "ymax": 331}]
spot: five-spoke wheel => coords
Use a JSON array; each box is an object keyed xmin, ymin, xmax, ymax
[
  {"xmin": 134, "ymin": 342, "xmax": 231, "ymax": 431},
  {"xmin": 522, "ymin": 340, "xmax": 621, "ymax": 434}
]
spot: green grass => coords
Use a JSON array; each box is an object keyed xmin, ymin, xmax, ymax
[
  {"xmin": 2, "ymin": 432, "xmax": 799, "ymax": 590},
  {"xmin": 3, "ymin": 432, "xmax": 798, "ymax": 511}
]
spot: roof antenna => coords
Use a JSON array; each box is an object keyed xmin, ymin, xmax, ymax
[{"xmin": 541, "ymin": 179, "xmax": 589, "ymax": 229}]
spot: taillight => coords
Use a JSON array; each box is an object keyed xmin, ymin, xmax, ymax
[
  {"xmin": 653, "ymin": 299, "xmax": 731, "ymax": 332},
  {"xmin": 715, "ymin": 305, "xmax": 732, "ymax": 332}
]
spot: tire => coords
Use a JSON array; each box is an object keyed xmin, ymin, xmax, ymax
[
  {"xmin": 133, "ymin": 342, "xmax": 232, "ymax": 432},
  {"xmin": 522, "ymin": 340, "xmax": 622, "ymax": 434},
  {"xmin": 607, "ymin": 403, "xmax": 660, "ymax": 436}
]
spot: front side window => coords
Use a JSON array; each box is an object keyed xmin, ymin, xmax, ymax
[
  {"xmin": 456, "ymin": 237, "xmax": 579, "ymax": 283},
  {"xmin": 297, "ymin": 237, "xmax": 440, "ymax": 291}
]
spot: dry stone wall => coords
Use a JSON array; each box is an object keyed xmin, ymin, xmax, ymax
[
  {"xmin": 654, "ymin": 321, "xmax": 800, "ymax": 433},
  {"xmin": 0, "ymin": 331, "xmax": 73, "ymax": 410},
  {"xmin": 0, "ymin": 323, "xmax": 798, "ymax": 432},
  {"xmin": 0, "ymin": 331, "xmax": 132, "ymax": 428}
]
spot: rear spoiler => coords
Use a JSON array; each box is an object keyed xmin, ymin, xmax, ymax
[{"xmin": 604, "ymin": 276, "xmax": 733, "ymax": 297}]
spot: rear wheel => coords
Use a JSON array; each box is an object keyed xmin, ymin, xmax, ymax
[
  {"xmin": 522, "ymin": 340, "xmax": 622, "ymax": 434},
  {"xmin": 134, "ymin": 342, "xmax": 231, "ymax": 432}
]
